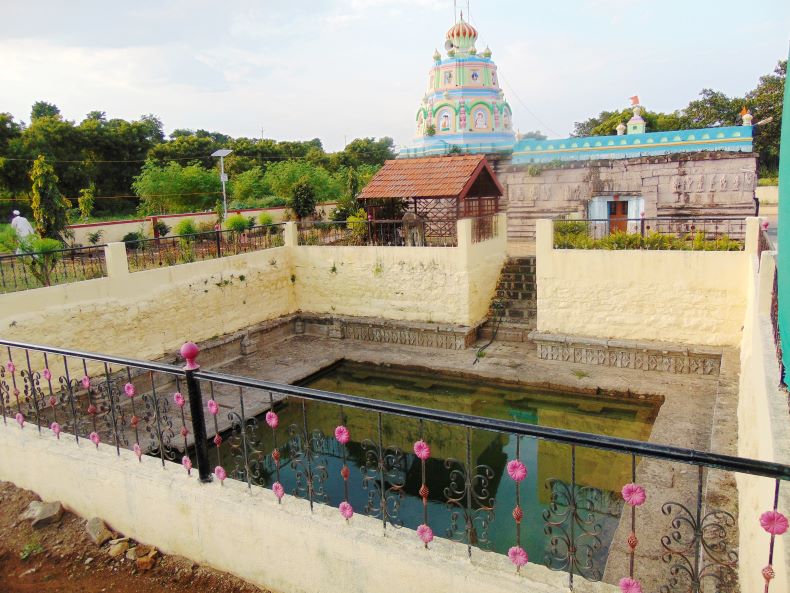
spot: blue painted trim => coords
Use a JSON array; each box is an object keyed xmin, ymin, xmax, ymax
[{"xmin": 511, "ymin": 126, "xmax": 754, "ymax": 164}]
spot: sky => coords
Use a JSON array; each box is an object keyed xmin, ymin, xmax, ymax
[{"xmin": 1, "ymin": 0, "xmax": 789, "ymax": 152}]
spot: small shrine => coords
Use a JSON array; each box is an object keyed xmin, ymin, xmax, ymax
[
  {"xmin": 357, "ymin": 154, "xmax": 503, "ymax": 244},
  {"xmin": 400, "ymin": 13, "xmax": 517, "ymax": 158}
]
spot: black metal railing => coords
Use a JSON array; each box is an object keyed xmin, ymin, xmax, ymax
[
  {"xmin": 470, "ymin": 214, "xmax": 499, "ymax": 244},
  {"xmin": 1, "ymin": 338, "xmax": 788, "ymax": 593},
  {"xmin": 0, "ymin": 245, "xmax": 107, "ymax": 294},
  {"xmin": 126, "ymin": 225, "xmax": 285, "ymax": 272},
  {"xmin": 554, "ymin": 217, "xmax": 747, "ymax": 251},
  {"xmin": 296, "ymin": 219, "xmax": 460, "ymax": 247}
]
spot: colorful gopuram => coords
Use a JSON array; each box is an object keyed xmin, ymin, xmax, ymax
[{"xmin": 402, "ymin": 13, "xmax": 516, "ymax": 158}]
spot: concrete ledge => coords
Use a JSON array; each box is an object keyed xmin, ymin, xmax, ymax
[
  {"xmin": 0, "ymin": 423, "xmax": 618, "ymax": 593},
  {"xmin": 529, "ymin": 331, "xmax": 723, "ymax": 375}
]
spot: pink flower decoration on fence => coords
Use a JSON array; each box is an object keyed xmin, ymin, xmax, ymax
[
  {"xmin": 14, "ymin": 413, "xmax": 24, "ymax": 428},
  {"xmin": 173, "ymin": 392, "xmax": 185, "ymax": 408},
  {"xmin": 89, "ymin": 431, "xmax": 100, "ymax": 446},
  {"xmin": 760, "ymin": 510, "xmax": 789, "ymax": 535},
  {"xmin": 619, "ymin": 577, "xmax": 643, "ymax": 593},
  {"xmin": 214, "ymin": 466, "xmax": 227, "ymax": 483},
  {"xmin": 265, "ymin": 411, "xmax": 279, "ymax": 429},
  {"xmin": 762, "ymin": 221, "xmax": 770, "ymax": 230},
  {"xmin": 334, "ymin": 425, "xmax": 350, "ymax": 444},
  {"xmin": 417, "ymin": 524, "xmax": 434, "ymax": 544},
  {"xmin": 622, "ymin": 483, "xmax": 646, "ymax": 507},
  {"xmin": 42, "ymin": 368, "xmax": 52, "ymax": 381},
  {"xmin": 50, "ymin": 422, "xmax": 61, "ymax": 438},
  {"xmin": 182, "ymin": 456, "xmax": 192, "ymax": 472},
  {"xmin": 507, "ymin": 460, "xmax": 527, "ymax": 482},
  {"xmin": 6, "ymin": 361, "xmax": 15, "ymax": 373},
  {"xmin": 133, "ymin": 443, "xmax": 142, "ymax": 460},
  {"xmin": 413, "ymin": 440, "xmax": 431, "ymax": 460},
  {"xmin": 339, "ymin": 501, "xmax": 354, "ymax": 520},
  {"xmin": 507, "ymin": 546, "xmax": 528, "ymax": 567},
  {"xmin": 207, "ymin": 400, "xmax": 219, "ymax": 415},
  {"xmin": 272, "ymin": 481, "xmax": 285, "ymax": 500},
  {"xmin": 124, "ymin": 383, "xmax": 135, "ymax": 398},
  {"xmin": 82, "ymin": 376, "xmax": 91, "ymax": 390}
]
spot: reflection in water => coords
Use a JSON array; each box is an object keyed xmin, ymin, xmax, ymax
[{"xmin": 206, "ymin": 361, "xmax": 660, "ymax": 569}]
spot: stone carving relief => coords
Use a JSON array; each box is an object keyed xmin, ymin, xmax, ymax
[{"xmin": 670, "ymin": 174, "xmax": 751, "ymax": 195}]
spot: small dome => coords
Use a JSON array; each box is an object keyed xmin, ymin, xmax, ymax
[
  {"xmin": 433, "ymin": 48, "xmax": 441, "ymax": 62},
  {"xmin": 446, "ymin": 16, "xmax": 477, "ymax": 50},
  {"xmin": 481, "ymin": 46, "xmax": 492, "ymax": 58}
]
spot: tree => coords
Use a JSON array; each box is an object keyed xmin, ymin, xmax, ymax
[
  {"xmin": 77, "ymin": 184, "xmax": 96, "ymax": 220},
  {"xmin": 132, "ymin": 161, "xmax": 220, "ymax": 215},
  {"xmin": 229, "ymin": 167, "xmax": 271, "ymax": 205},
  {"xmin": 30, "ymin": 101, "xmax": 61, "ymax": 121},
  {"xmin": 290, "ymin": 178, "xmax": 317, "ymax": 220},
  {"xmin": 747, "ymin": 59, "xmax": 786, "ymax": 172},
  {"xmin": 683, "ymin": 89, "xmax": 742, "ymax": 128},
  {"xmin": 520, "ymin": 130, "xmax": 547, "ymax": 140},
  {"xmin": 30, "ymin": 155, "xmax": 70, "ymax": 239},
  {"xmin": 263, "ymin": 160, "xmax": 342, "ymax": 203}
]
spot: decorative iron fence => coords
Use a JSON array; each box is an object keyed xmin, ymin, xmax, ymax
[
  {"xmin": 554, "ymin": 217, "xmax": 747, "ymax": 251},
  {"xmin": 0, "ymin": 245, "xmax": 107, "ymax": 294},
  {"xmin": 297, "ymin": 220, "xmax": 458, "ymax": 247},
  {"xmin": 470, "ymin": 214, "xmax": 499, "ymax": 244},
  {"xmin": 1, "ymin": 339, "xmax": 788, "ymax": 592},
  {"xmin": 126, "ymin": 225, "xmax": 285, "ymax": 272},
  {"xmin": 771, "ymin": 268, "xmax": 786, "ymax": 390}
]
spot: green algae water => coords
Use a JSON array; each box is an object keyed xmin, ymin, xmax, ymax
[{"xmin": 211, "ymin": 361, "xmax": 660, "ymax": 572}]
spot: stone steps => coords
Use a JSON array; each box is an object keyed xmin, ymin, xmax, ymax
[{"xmin": 481, "ymin": 256, "xmax": 538, "ymax": 340}]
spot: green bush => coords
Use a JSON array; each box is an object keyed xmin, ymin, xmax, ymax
[
  {"xmin": 122, "ymin": 231, "xmax": 145, "ymax": 250},
  {"xmin": 17, "ymin": 237, "xmax": 64, "ymax": 286},
  {"xmin": 258, "ymin": 212, "xmax": 274, "ymax": 226},
  {"xmin": 224, "ymin": 214, "xmax": 249, "ymax": 233},
  {"xmin": 552, "ymin": 225, "xmax": 744, "ymax": 251},
  {"xmin": 173, "ymin": 218, "xmax": 197, "ymax": 237},
  {"xmin": 153, "ymin": 220, "xmax": 171, "ymax": 237}
]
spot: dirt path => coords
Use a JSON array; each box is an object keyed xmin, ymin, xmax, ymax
[{"xmin": 0, "ymin": 481, "xmax": 265, "ymax": 593}]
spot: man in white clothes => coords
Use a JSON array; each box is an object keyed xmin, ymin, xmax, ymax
[{"xmin": 10, "ymin": 210, "xmax": 35, "ymax": 253}]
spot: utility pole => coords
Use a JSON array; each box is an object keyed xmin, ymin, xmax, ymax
[{"xmin": 211, "ymin": 149, "xmax": 233, "ymax": 219}]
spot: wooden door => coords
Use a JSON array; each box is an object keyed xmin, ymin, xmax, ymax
[{"xmin": 608, "ymin": 201, "xmax": 628, "ymax": 233}]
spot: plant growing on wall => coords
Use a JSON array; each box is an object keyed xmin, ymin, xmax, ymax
[{"xmin": 87, "ymin": 230, "xmax": 104, "ymax": 245}]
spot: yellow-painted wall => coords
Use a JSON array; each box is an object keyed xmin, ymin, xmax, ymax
[
  {"xmin": 0, "ymin": 425, "xmax": 619, "ymax": 593},
  {"xmin": 1, "ymin": 218, "xmax": 507, "ymax": 360},
  {"xmin": 737, "ymin": 247, "xmax": 789, "ymax": 593},
  {"xmin": 0, "ymin": 246, "xmax": 295, "ymax": 361},
  {"xmin": 293, "ymin": 216, "xmax": 506, "ymax": 327},
  {"xmin": 534, "ymin": 219, "xmax": 751, "ymax": 347}
]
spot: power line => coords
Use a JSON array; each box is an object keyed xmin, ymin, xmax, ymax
[
  {"xmin": 0, "ymin": 154, "xmax": 312, "ymax": 164},
  {"xmin": 0, "ymin": 191, "xmax": 222, "ymax": 202},
  {"xmin": 498, "ymin": 73, "xmax": 561, "ymax": 138}
]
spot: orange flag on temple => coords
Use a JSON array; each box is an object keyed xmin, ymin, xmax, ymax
[
  {"xmin": 629, "ymin": 95, "xmax": 640, "ymax": 105},
  {"xmin": 740, "ymin": 105, "xmax": 748, "ymax": 116}
]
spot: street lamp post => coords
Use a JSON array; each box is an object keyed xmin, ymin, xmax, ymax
[{"xmin": 211, "ymin": 149, "xmax": 233, "ymax": 219}]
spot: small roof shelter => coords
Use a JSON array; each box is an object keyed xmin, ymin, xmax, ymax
[{"xmin": 357, "ymin": 155, "xmax": 504, "ymax": 242}]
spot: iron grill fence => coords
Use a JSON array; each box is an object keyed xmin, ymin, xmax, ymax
[
  {"xmin": 554, "ymin": 217, "xmax": 747, "ymax": 251},
  {"xmin": 297, "ymin": 220, "xmax": 458, "ymax": 247},
  {"xmin": 126, "ymin": 225, "xmax": 285, "ymax": 272},
  {"xmin": 470, "ymin": 214, "xmax": 498, "ymax": 244},
  {"xmin": 0, "ymin": 245, "xmax": 107, "ymax": 294},
  {"xmin": 0, "ymin": 338, "xmax": 788, "ymax": 592}
]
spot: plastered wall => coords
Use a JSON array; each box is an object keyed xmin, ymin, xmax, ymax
[
  {"xmin": 0, "ymin": 423, "xmax": 619, "ymax": 593},
  {"xmin": 737, "ymin": 248, "xmax": 789, "ymax": 593},
  {"xmin": 534, "ymin": 218, "xmax": 752, "ymax": 347},
  {"xmin": 1, "ymin": 218, "xmax": 507, "ymax": 360}
]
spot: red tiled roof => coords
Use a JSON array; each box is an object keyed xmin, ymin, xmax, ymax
[{"xmin": 358, "ymin": 155, "xmax": 502, "ymax": 200}]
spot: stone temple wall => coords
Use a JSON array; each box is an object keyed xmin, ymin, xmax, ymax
[{"xmin": 493, "ymin": 152, "xmax": 758, "ymax": 243}]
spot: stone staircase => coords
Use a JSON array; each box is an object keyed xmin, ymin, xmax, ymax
[{"xmin": 478, "ymin": 257, "xmax": 537, "ymax": 343}]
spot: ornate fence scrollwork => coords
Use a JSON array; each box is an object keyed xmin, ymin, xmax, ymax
[
  {"xmin": 659, "ymin": 467, "xmax": 738, "ymax": 593},
  {"xmin": 361, "ymin": 412, "xmax": 406, "ymax": 527},
  {"xmin": 444, "ymin": 427, "xmax": 495, "ymax": 555}
]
